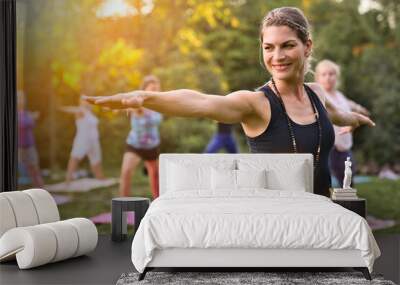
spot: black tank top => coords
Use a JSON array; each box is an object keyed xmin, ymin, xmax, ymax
[{"xmin": 246, "ymin": 84, "xmax": 335, "ymax": 197}]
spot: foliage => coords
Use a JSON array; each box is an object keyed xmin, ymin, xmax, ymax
[
  {"xmin": 309, "ymin": 0, "xmax": 400, "ymax": 165},
  {"xmin": 160, "ymin": 118, "xmax": 214, "ymax": 153},
  {"xmin": 16, "ymin": 0, "xmax": 400, "ymax": 170}
]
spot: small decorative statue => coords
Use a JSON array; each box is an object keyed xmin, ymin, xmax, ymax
[{"xmin": 343, "ymin": 157, "xmax": 352, "ymax": 189}]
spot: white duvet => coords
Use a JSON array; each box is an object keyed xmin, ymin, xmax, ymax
[{"xmin": 131, "ymin": 190, "xmax": 380, "ymax": 273}]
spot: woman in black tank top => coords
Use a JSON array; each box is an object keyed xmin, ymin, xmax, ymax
[
  {"xmin": 247, "ymin": 84, "xmax": 335, "ymax": 196},
  {"xmin": 86, "ymin": 8, "xmax": 375, "ymax": 198}
]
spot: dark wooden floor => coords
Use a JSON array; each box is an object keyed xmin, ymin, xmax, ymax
[
  {"xmin": 0, "ymin": 235, "xmax": 134, "ymax": 285},
  {"xmin": 1, "ymin": 234, "xmax": 398, "ymax": 285}
]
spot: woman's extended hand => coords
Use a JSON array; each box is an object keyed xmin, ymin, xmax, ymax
[
  {"xmin": 347, "ymin": 112, "xmax": 375, "ymax": 132},
  {"xmin": 83, "ymin": 92, "xmax": 144, "ymax": 109},
  {"xmin": 355, "ymin": 112, "xmax": 375, "ymax": 128},
  {"xmin": 340, "ymin": 113, "xmax": 376, "ymax": 134}
]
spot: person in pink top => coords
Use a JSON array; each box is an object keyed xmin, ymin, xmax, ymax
[{"xmin": 315, "ymin": 60, "xmax": 370, "ymax": 187}]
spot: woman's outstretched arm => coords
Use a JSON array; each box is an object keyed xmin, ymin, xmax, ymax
[
  {"xmin": 346, "ymin": 98, "xmax": 370, "ymax": 116},
  {"xmin": 84, "ymin": 89, "xmax": 256, "ymax": 124},
  {"xmin": 307, "ymin": 83, "xmax": 375, "ymax": 130},
  {"xmin": 59, "ymin": 106, "xmax": 84, "ymax": 118}
]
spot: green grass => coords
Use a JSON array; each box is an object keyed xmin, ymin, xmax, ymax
[
  {"xmin": 357, "ymin": 177, "xmax": 400, "ymax": 235},
  {"xmin": 18, "ymin": 164, "xmax": 154, "ymax": 235},
  {"xmin": 57, "ymin": 166, "xmax": 153, "ymax": 234}
]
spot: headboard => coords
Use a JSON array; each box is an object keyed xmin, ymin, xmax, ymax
[{"xmin": 159, "ymin": 153, "xmax": 314, "ymax": 195}]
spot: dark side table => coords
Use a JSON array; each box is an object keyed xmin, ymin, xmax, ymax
[
  {"xmin": 111, "ymin": 197, "xmax": 150, "ymax": 242},
  {"xmin": 332, "ymin": 198, "xmax": 366, "ymax": 218}
]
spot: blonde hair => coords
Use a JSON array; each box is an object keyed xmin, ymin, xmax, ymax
[
  {"xmin": 259, "ymin": 7, "xmax": 312, "ymax": 75},
  {"xmin": 140, "ymin": 75, "xmax": 160, "ymax": 90},
  {"xmin": 315, "ymin": 59, "xmax": 341, "ymax": 78}
]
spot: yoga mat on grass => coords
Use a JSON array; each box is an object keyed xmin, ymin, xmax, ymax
[
  {"xmin": 45, "ymin": 178, "xmax": 118, "ymax": 192},
  {"xmin": 367, "ymin": 215, "xmax": 396, "ymax": 231},
  {"xmin": 51, "ymin": 194, "xmax": 72, "ymax": 205},
  {"xmin": 90, "ymin": 212, "xmax": 135, "ymax": 225}
]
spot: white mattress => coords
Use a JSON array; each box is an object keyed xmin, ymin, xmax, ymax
[{"xmin": 131, "ymin": 190, "xmax": 380, "ymax": 273}]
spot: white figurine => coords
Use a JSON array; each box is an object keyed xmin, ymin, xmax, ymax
[{"xmin": 343, "ymin": 157, "xmax": 352, "ymax": 189}]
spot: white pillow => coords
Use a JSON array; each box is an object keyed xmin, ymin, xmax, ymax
[
  {"xmin": 211, "ymin": 168, "xmax": 236, "ymax": 190},
  {"xmin": 265, "ymin": 165, "xmax": 307, "ymax": 191},
  {"xmin": 211, "ymin": 169, "xmax": 268, "ymax": 191},
  {"xmin": 237, "ymin": 159, "xmax": 308, "ymax": 192},
  {"xmin": 167, "ymin": 163, "xmax": 211, "ymax": 191},
  {"xmin": 166, "ymin": 159, "xmax": 236, "ymax": 192},
  {"xmin": 236, "ymin": 169, "xmax": 267, "ymax": 189}
]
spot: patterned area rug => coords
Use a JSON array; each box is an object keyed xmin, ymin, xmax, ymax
[{"xmin": 116, "ymin": 271, "xmax": 395, "ymax": 285}]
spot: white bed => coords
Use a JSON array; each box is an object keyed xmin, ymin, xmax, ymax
[{"xmin": 131, "ymin": 154, "xmax": 380, "ymax": 280}]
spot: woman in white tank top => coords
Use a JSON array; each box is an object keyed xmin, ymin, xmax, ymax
[{"xmin": 60, "ymin": 97, "xmax": 105, "ymax": 184}]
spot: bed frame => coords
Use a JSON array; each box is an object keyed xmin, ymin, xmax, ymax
[
  {"xmin": 141, "ymin": 248, "xmax": 371, "ymax": 280},
  {"xmin": 138, "ymin": 154, "xmax": 372, "ymax": 280}
]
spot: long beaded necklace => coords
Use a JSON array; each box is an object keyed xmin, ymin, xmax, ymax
[{"xmin": 270, "ymin": 78, "xmax": 322, "ymax": 171}]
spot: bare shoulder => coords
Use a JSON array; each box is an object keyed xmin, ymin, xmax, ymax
[
  {"xmin": 226, "ymin": 90, "xmax": 261, "ymax": 98},
  {"xmin": 226, "ymin": 89, "xmax": 266, "ymax": 104},
  {"xmin": 201, "ymin": 89, "xmax": 265, "ymax": 124},
  {"xmin": 227, "ymin": 90, "xmax": 267, "ymax": 112},
  {"xmin": 305, "ymin": 82, "xmax": 326, "ymax": 106},
  {"xmin": 227, "ymin": 90, "xmax": 270, "ymax": 137}
]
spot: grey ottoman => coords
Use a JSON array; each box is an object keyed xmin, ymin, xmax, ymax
[{"xmin": 111, "ymin": 197, "xmax": 150, "ymax": 242}]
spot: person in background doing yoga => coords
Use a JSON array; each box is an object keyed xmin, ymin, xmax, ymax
[
  {"xmin": 119, "ymin": 75, "xmax": 163, "ymax": 198},
  {"xmin": 315, "ymin": 59, "xmax": 370, "ymax": 188},
  {"xmin": 17, "ymin": 91, "xmax": 44, "ymax": 187},
  {"xmin": 204, "ymin": 122, "xmax": 239, "ymax": 154},
  {"xmin": 60, "ymin": 96, "xmax": 105, "ymax": 184}
]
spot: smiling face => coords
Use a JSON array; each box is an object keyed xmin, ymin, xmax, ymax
[{"xmin": 262, "ymin": 25, "xmax": 312, "ymax": 82}]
